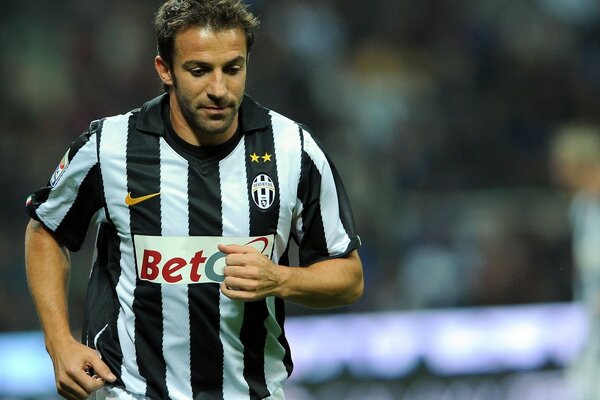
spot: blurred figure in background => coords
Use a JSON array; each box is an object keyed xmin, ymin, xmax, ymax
[{"xmin": 551, "ymin": 123, "xmax": 600, "ymax": 400}]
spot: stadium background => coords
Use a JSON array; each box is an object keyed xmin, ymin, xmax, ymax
[{"xmin": 1, "ymin": 0, "xmax": 600, "ymax": 398}]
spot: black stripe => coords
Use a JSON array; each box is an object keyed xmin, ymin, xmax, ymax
[
  {"xmin": 26, "ymin": 186, "xmax": 51, "ymax": 216},
  {"xmin": 324, "ymin": 158, "xmax": 360, "ymax": 252},
  {"xmin": 274, "ymin": 298, "xmax": 293, "ymax": 377},
  {"xmin": 188, "ymin": 165, "xmax": 224, "ymax": 399},
  {"xmin": 54, "ymin": 163, "xmax": 103, "ymax": 251},
  {"xmin": 127, "ymin": 112, "xmax": 168, "ymax": 399},
  {"xmin": 242, "ymin": 120, "xmax": 280, "ymax": 399},
  {"xmin": 245, "ymin": 126, "xmax": 280, "ymax": 233},
  {"xmin": 296, "ymin": 128, "xmax": 328, "ymax": 266},
  {"xmin": 82, "ymin": 222, "xmax": 125, "ymax": 387},
  {"xmin": 240, "ymin": 302, "xmax": 269, "ymax": 399},
  {"xmin": 300, "ymin": 125, "xmax": 360, "ymax": 253},
  {"xmin": 84, "ymin": 120, "xmax": 125, "ymax": 386},
  {"xmin": 273, "ymin": 244, "xmax": 293, "ymax": 378}
]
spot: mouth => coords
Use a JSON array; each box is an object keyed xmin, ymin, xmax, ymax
[{"xmin": 200, "ymin": 105, "xmax": 232, "ymax": 115}]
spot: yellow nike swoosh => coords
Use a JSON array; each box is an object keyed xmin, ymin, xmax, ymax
[{"xmin": 125, "ymin": 191, "xmax": 160, "ymax": 206}]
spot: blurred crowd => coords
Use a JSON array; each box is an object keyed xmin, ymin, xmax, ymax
[{"xmin": 2, "ymin": 0, "xmax": 600, "ymax": 332}]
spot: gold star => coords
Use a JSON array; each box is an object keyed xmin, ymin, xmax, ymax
[
  {"xmin": 250, "ymin": 153, "xmax": 260, "ymax": 163},
  {"xmin": 262, "ymin": 152, "xmax": 272, "ymax": 162}
]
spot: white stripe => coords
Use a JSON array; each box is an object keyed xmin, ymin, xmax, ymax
[
  {"xmin": 221, "ymin": 138, "xmax": 251, "ymax": 237},
  {"xmin": 37, "ymin": 134, "xmax": 98, "ymax": 230},
  {"xmin": 159, "ymin": 139, "xmax": 193, "ymax": 400},
  {"xmin": 263, "ymin": 297, "xmax": 288, "ymax": 395},
  {"xmin": 269, "ymin": 111, "xmax": 302, "ymax": 262},
  {"xmin": 219, "ymin": 139, "xmax": 251, "ymax": 398},
  {"xmin": 93, "ymin": 385, "xmax": 148, "ymax": 400},
  {"xmin": 302, "ymin": 130, "xmax": 352, "ymax": 256},
  {"xmin": 266, "ymin": 111, "xmax": 304, "ymax": 391},
  {"xmin": 99, "ymin": 113, "xmax": 146, "ymax": 393},
  {"xmin": 293, "ymin": 212, "xmax": 305, "ymax": 248}
]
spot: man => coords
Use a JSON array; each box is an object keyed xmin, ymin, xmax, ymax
[
  {"xmin": 24, "ymin": 1, "xmax": 363, "ymax": 399},
  {"xmin": 550, "ymin": 123, "xmax": 600, "ymax": 400}
]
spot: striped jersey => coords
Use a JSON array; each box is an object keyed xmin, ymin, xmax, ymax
[{"xmin": 26, "ymin": 94, "xmax": 360, "ymax": 400}]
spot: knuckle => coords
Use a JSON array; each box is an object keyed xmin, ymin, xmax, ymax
[
  {"xmin": 96, "ymin": 364, "xmax": 109, "ymax": 374},
  {"xmin": 57, "ymin": 385, "xmax": 75, "ymax": 400},
  {"xmin": 57, "ymin": 374, "xmax": 69, "ymax": 385}
]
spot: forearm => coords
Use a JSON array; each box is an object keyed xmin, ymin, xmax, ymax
[
  {"xmin": 277, "ymin": 250, "xmax": 363, "ymax": 308},
  {"xmin": 24, "ymin": 219, "xmax": 75, "ymax": 348}
]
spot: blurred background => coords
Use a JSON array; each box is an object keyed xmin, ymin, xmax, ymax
[{"xmin": 2, "ymin": 0, "xmax": 600, "ymax": 399}]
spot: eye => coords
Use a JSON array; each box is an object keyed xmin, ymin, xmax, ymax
[
  {"xmin": 190, "ymin": 67, "xmax": 209, "ymax": 77},
  {"xmin": 225, "ymin": 65, "xmax": 242, "ymax": 75}
]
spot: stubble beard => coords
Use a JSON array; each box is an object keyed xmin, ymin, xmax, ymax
[{"xmin": 175, "ymin": 89, "xmax": 238, "ymax": 137}]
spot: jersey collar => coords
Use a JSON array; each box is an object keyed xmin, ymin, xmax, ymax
[{"xmin": 136, "ymin": 93, "xmax": 270, "ymax": 136}]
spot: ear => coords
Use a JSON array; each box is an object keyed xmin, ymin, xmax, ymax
[{"xmin": 155, "ymin": 56, "xmax": 174, "ymax": 87}]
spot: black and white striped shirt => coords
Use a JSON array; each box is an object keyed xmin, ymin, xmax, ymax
[{"xmin": 27, "ymin": 94, "xmax": 360, "ymax": 399}]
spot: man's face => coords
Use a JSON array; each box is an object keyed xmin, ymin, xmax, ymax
[{"xmin": 164, "ymin": 27, "xmax": 248, "ymax": 140}]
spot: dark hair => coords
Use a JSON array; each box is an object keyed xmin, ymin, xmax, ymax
[{"xmin": 154, "ymin": 0, "xmax": 260, "ymax": 68}]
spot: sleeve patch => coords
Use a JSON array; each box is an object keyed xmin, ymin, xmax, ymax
[{"xmin": 49, "ymin": 149, "xmax": 71, "ymax": 188}]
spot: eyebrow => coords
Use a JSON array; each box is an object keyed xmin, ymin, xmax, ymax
[{"xmin": 182, "ymin": 55, "xmax": 246, "ymax": 69}]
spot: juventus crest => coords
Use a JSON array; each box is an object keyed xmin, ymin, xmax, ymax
[{"xmin": 251, "ymin": 173, "xmax": 276, "ymax": 210}]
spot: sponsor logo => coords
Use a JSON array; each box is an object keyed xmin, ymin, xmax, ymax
[
  {"xmin": 133, "ymin": 235, "xmax": 274, "ymax": 284},
  {"xmin": 125, "ymin": 191, "xmax": 161, "ymax": 206},
  {"xmin": 251, "ymin": 173, "xmax": 276, "ymax": 210},
  {"xmin": 49, "ymin": 149, "xmax": 70, "ymax": 188}
]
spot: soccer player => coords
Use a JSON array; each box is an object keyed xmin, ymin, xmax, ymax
[
  {"xmin": 550, "ymin": 123, "xmax": 600, "ymax": 400},
  {"xmin": 24, "ymin": 1, "xmax": 363, "ymax": 399}
]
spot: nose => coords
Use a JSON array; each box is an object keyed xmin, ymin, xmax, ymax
[{"xmin": 207, "ymin": 71, "xmax": 227, "ymax": 102}]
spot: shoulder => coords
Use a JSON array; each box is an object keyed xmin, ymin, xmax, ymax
[
  {"xmin": 241, "ymin": 95, "xmax": 305, "ymax": 137},
  {"xmin": 93, "ymin": 95, "xmax": 165, "ymax": 138},
  {"xmin": 87, "ymin": 97, "xmax": 163, "ymax": 146},
  {"xmin": 269, "ymin": 109, "xmax": 304, "ymax": 137},
  {"xmin": 242, "ymin": 96, "xmax": 304, "ymax": 150},
  {"xmin": 269, "ymin": 110, "xmax": 331, "ymax": 168},
  {"xmin": 242, "ymin": 96, "xmax": 332, "ymax": 165}
]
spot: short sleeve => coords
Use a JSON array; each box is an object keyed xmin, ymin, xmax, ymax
[
  {"xmin": 293, "ymin": 128, "xmax": 361, "ymax": 266},
  {"xmin": 26, "ymin": 124, "xmax": 104, "ymax": 251}
]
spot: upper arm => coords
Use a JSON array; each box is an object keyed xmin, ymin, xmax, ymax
[
  {"xmin": 25, "ymin": 218, "xmax": 71, "ymax": 273},
  {"xmin": 300, "ymin": 249, "xmax": 364, "ymax": 305},
  {"xmin": 26, "ymin": 219, "xmax": 68, "ymax": 252},
  {"xmin": 309, "ymin": 249, "xmax": 363, "ymax": 280}
]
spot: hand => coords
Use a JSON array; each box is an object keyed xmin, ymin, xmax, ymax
[
  {"xmin": 219, "ymin": 243, "xmax": 287, "ymax": 301},
  {"xmin": 47, "ymin": 337, "xmax": 116, "ymax": 400}
]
